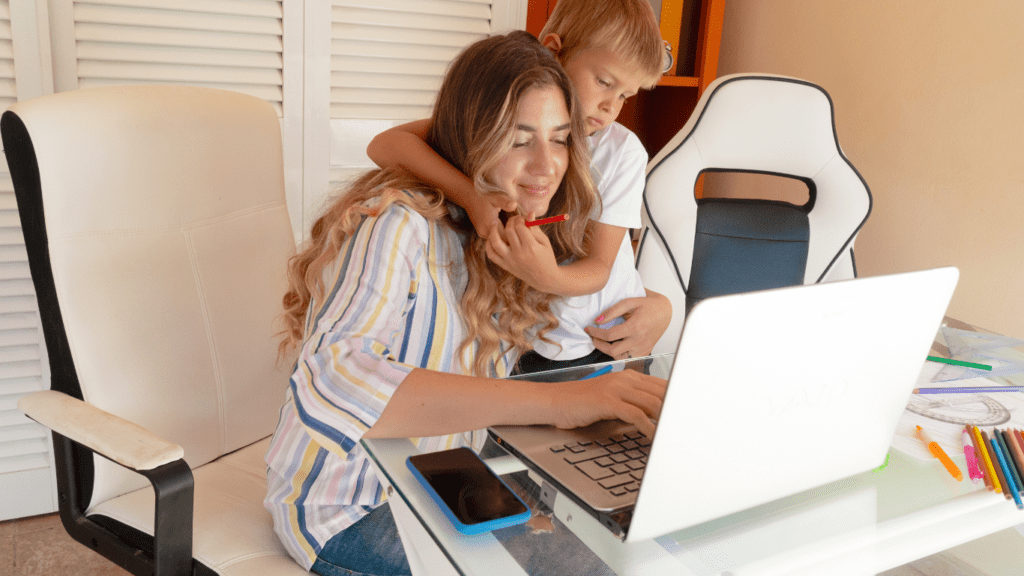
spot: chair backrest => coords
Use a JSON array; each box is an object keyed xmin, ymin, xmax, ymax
[
  {"xmin": 3, "ymin": 86, "xmax": 296, "ymax": 509},
  {"xmin": 636, "ymin": 73, "xmax": 872, "ymax": 354}
]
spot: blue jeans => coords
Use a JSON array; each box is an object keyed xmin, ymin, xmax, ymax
[{"xmin": 312, "ymin": 503, "xmax": 411, "ymax": 576}]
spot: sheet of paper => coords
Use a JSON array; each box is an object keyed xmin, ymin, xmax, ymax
[{"xmin": 893, "ymin": 361, "xmax": 1024, "ymax": 461}]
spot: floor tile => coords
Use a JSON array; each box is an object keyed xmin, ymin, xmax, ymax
[
  {"xmin": 1, "ymin": 527, "xmax": 15, "ymax": 576},
  {"xmin": 13, "ymin": 513, "xmax": 61, "ymax": 536},
  {"xmin": 14, "ymin": 525, "xmax": 129, "ymax": 576},
  {"xmin": 0, "ymin": 519, "xmax": 15, "ymax": 539}
]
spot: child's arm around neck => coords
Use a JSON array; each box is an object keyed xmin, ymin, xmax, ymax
[{"xmin": 367, "ymin": 119, "xmax": 502, "ymax": 234}]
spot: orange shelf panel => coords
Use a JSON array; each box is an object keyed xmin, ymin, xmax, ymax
[{"xmin": 656, "ymin": 75, "xmax": 700, "ymax": 87}]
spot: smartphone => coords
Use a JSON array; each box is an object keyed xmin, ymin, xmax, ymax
[{"xmin": 407, "ymin": 447, "xmax": 531, "ymax": 535}]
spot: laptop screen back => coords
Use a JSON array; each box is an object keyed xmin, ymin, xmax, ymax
[{"xmin": 627, "ymin": 267, "xmax": 959, "ymax": 542}]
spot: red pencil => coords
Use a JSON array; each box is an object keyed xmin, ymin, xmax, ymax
[{"xmin": 524, "ymin": 213, "xmax": 569, "ymax": 227}]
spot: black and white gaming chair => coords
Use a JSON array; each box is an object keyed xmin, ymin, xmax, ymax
[{"xmin": 636, "ymin": 74, "xmax": 872, "ymax": 354}]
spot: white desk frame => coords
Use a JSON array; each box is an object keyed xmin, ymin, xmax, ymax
[{"xmin": 364, "ymin": 435, "xmax": 1024, "ymax": 576}]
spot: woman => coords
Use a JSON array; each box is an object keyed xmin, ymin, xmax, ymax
[{"xmin": 266, "ymin": 31, "xmax": 669, "ymax": 576}]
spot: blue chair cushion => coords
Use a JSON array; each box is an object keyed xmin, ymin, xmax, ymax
[{"xmin": 686, "ymin": 198, "xmax": 810, "ymax": 315}]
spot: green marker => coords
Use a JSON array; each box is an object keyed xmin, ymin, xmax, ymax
[
  {"xmin": 927, "ymin": 356, "xmax": 992, "ymax": 371},
  {"xmin": 872, "ymin": 452, "xmax": 890, "ymax": 474}
]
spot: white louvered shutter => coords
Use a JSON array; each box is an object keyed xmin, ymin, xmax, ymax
[
  {"xmin": 49, "ymin": 0, "xmax": 305, "ymax": 239},
  {"xmin": 306, "ymin": 0, "xmax": 526, "ymax": 234},
  {"xmin": 0, "ymin": 0, "xmax": 57, "ymax": 521}
]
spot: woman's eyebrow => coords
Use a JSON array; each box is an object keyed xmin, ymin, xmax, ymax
[{"xmin": 516, "ymin": 123, "xmax": 571, "ymax": 132}]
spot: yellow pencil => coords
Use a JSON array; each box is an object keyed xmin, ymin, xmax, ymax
[{"xmin": 973, "ymin": 425, "xmax": 1002, "ymax": 495}]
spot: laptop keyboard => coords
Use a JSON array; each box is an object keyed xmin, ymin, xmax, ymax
[{"xmin": 548, "ymin": 430, "xmax": 651, "ymax": 497}]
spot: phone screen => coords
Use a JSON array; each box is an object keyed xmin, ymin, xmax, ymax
[{"xmin": 408, "ymin": 448, "xmax": 528, "ymax": 526}]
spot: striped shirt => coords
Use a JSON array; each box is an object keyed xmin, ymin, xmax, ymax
[{"xmin": 264, "ymin": 196, "xmax": 515, "ymax": 570}]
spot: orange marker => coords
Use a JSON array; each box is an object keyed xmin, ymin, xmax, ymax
[
  {"xmin": 916, "ymin": 425, "xmax": 963, "ymax": 481},
  {"xmin": 525, "ymin": 213, "xmax": 569, "ymax": 227},
  {"xmin": 974, "ymin": 425, "xmax": 1001, "ymax": 494}
]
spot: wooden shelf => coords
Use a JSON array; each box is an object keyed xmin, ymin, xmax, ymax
[{"xmin": 656, "ymin": 76, "xmax": 700, "ymax": 88}]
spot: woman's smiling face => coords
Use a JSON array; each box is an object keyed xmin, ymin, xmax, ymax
[{"xmin": 487, "ymin": 85, "xmax": 571, "ymax": 218}]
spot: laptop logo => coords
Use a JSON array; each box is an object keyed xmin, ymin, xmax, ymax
[{"xmin": 766, "ymin": 378, "xmax": 850, "ymax": 416}]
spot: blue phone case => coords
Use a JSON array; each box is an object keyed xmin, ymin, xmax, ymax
[{"xmin": 406, "ymin": 452, "xmax": 531, "ymax": 535}]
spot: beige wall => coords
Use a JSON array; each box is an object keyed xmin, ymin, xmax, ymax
[{"xmin": 715, "ymin": 1, "xmax": 1024, "ymax": 339}]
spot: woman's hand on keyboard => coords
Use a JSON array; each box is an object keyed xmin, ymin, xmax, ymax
[{"xmin": 547, "ymin": 370, "xmax": 667, "ymax": 438}]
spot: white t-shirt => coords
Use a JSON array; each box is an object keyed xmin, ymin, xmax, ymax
[{"xmin": 532, "ymin": 122, "xmax": 647, "ymax": 360}]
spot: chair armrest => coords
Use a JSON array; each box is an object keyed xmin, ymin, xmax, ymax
[{"xmin": 18, "ymin": 389, "xmax": 184, "ymax": 471}]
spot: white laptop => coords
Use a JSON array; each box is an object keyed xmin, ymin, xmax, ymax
[{"xmin": 489, "ymin": 267, "xmax": 959, "ymax": 542}]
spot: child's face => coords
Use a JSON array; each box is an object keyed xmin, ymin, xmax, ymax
[
  {"xmin": 488, "ymin": 85, "xmax": 570, "ymax": 218},
  {"xmin": 560, "ymin": 48, "xmax": 649, "ymax": 136}
]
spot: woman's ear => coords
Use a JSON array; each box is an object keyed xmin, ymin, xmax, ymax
[{"xmin": 541, "ymin": 33, "xmax": 562, "ymax": 54}]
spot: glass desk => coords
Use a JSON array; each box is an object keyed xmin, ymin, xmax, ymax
[{"xmin": 362, "ymin": 318, "xmax": 1024, "ymax": 575}]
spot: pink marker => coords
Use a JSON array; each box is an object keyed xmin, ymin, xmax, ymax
[{"xmin": 963, "ymin": 428, "xmax": 983, "ymax": 483}]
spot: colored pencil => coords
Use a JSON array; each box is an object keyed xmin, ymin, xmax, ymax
[
  {"xmin": 996, "ymin": 430, "xmax": 1024, "ymax": 496},
  {"xmin": 579, "ymin": 365, "xmax": 612, "ymax": 380},
  {"xmin": 1015, "ymin": 430, "xmax": 1024, "ymax": 461},
  {"xmin": 968, "ymin": 426, "xmax": 993, "ymax": 490},
  {"xmin": 974, "ymin": 425, "xmax": 1000, "ymax": 493},
  {"xmin": 524, "ymin": 214, "xmax": 569, "ymax": 227},
  {"xmin": 1006, "ymin": 429, "xmax": 1024, "ymax": 491},
  {"xmin": 925, "ymin": 356, "xmax": 992, "ymax": 371},
  {"xmin": 983, "ymin": 430, "xmax": 1011, "ymax": 499},
  {"xmin": 913, "ymin": 386, "xmax": 1024, "ymax": 394},
  {"xmin": 990, "ymin": 435, "xmax": 1024, "ymax": 509}
]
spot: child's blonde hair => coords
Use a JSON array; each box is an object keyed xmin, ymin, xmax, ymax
[{"xmin": 539, "ymin": 0, "xmax": 665, "ymax": 88}]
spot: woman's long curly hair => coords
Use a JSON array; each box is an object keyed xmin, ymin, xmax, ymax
[{"xmin": 279, "ymin": 30, "xmax": 597, "ymax": 376}]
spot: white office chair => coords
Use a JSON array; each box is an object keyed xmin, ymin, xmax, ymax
[
  {"xmin": 636, "ymin": 73, "xmax": 872, "ymax": 354},
  {"xmin": 4, "ymin": 86, "xmax": 305, "ymax": 575}
]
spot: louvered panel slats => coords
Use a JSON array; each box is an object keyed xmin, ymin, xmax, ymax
[
  {"xmin": 332, "ymin": 55, "xmax": 448, "ymax": 77},
  {"xmin": 0, "ymin": 4, "xmax": 12, "ymax": 112},
  {"xmin": 334, "ymin": 0, "xmax": 491, "ymax": 19},
  {"xmin": 330, "ymin": 0, "xmax": 491, "ymax": 120},
  {"xmin": 0, "ymin": 452, "xmax": 49, "ymax": 475},
  {"xmin": 0, "ymin": 422, "xmax": 47, "ymax": 444},
  {"xmin": 72, "ymin": 1, "xmax": 286, "ymax": 116},
  {"xmin": 76, "ymin": 22, "xmax": 281, "ymax": 52},
  {"xmin": 74, "ymin": 3, "xmax": 282, "ymax": 35},
  {"xmin": 0, "ymin": 160, "xmax": 47, "ymax": 491},
  {"xmin": 331, "ymin": 38, "xmax": 464, "ymax": 63},
  {"xmin": 78, "ymin": 60, "xmax": 282, "ymax": 85},
  {"xmin": 332, "ymin": 71, "xmax": 441, "ymax": 93},
  {"xmin": 335, "ymin": 6, "xmax": 491, "ymax": 36},
  {"xmin": 78, "ymin": 43, "xmax": 282, "ymax": 69},
  {"xmin": 0, "ymin": 281, "xmax": 34, "ymax": 298},
  {"xmin": 84, "ymin": 0, "xmax": 282, "ymax": 18},
  {"xmin": 0, "ymin": 327, "xmax": 38, "ymax": 347},
  {"xmin": 0, "ymin": 247, "xmax": 26, "ymax": 265},
  {"xmin": 332, "ymin": 23, "xmax": 483, "ymax": 49}
]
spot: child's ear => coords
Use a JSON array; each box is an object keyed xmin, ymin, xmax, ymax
[{"xmin": 541, "ymin": 33, "xmax": 563, "ymax": 53}]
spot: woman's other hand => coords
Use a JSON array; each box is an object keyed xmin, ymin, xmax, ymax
[
  {"xmin": 584, "ymin": 288, "xmax": 672, "ymax": 360},
  {"xmin": 546, "ymin": 369, "xmax": 667, "ymax": 438}
]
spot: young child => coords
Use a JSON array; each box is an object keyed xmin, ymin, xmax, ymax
[{"xmin": 367, "ymin": 0, "xmax": 666, "ymax": 373}]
